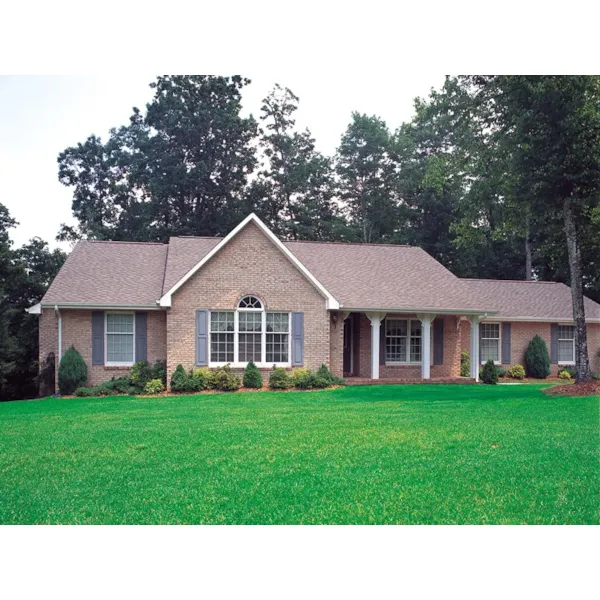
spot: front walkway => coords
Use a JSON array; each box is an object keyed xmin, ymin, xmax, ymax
[{"xmin": 345, "ymin": 377, "xmax": 476, "ymax": 385}]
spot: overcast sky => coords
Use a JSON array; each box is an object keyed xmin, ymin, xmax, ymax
[{"xmin": 0, "ymin": 74, "xmax": 445, "ymax": 250}]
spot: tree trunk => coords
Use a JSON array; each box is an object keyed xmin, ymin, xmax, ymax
[
  {"xmin": 563, "ymin": 198, "xmax": 592, "ymax": 383},
  {"xmin": 525, "ymin": 214, "xmax": 532, "ymax": 280}
]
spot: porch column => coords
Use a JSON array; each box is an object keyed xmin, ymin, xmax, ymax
[
  {"xmin": 469, "ymin": 315, "xmax": 483, "ymax": 382},
  {"xmin": 366, "ymin": 312, "xmax": 386, "ymax": 379},
  {"xmin": 417, "ymin": 314, "xmax": 435, "ymax": 380}
]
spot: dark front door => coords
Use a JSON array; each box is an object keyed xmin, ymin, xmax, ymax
[{"xmin": 343, "ymin": 315, "xmax": 354, "ymax": 376}]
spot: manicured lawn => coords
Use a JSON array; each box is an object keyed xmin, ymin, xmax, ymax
[{"xmin": 0, "ymin": 384, "xmax": 598, "ymax": 524}]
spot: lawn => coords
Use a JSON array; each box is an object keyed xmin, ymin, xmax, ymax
[{"xmin": 0, "ymin": 384, "xmax": 598, "ymax": 524}]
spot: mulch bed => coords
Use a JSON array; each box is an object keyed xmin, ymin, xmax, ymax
[{"xmin": 542, "ymin": 381, "xmax": 600, "ymax": 397}]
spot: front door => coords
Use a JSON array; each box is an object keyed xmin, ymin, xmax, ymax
[{"xmin": 343, "ymin": 315, "xmax": 354, "ymax": 376}]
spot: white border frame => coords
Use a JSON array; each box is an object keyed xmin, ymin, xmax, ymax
[
  {"xmin": 480, "ymin": 321, "xmax": 501, "ymax": 365},
  {"xmin": 104, "ymin": 311, "xmax": 136, "ymax": 367},
  {"xmin": 384, "ymin": 318, "xmax": 428, "ymax": 366},
  {"xmin": 557, "ymin": 323, "xmax": 576, "ymax": 366}
]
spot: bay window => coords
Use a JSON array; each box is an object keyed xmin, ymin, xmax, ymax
[
  {"xmin": 105, "ymin": 313, "xmax": 135, "ymax": 365},
  {"xmin": 480, "ymin": 323, "xmax": 500, "ymax": 364},
  {"xmin": 558, "ymin": 325, "xmax": 575, "ymax": 364}
]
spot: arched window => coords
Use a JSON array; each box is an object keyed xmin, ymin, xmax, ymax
[{"xmin": 208, "ymin": 295, "xmax": 291, "ymax": 366}]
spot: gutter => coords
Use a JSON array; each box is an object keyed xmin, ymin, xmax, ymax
[
  {"xmin": 39, "ymin": 303, "xmax": 165, "ymax": 311},
  {"xmin": 334, "ymin": 306, "xmax": 498, "ymax": 316},
  {"xmin": 55, "ymin": 305, "xmax": 62, "ymax": 361}
]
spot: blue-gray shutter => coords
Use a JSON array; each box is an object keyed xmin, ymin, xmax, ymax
[
  {"xmin": 550, "ymin": 323, "xmax": 559, "ymax": 364},
  {"xmin": 135, "ymin": 312, "xmax": 147, "ymax": 362},
  {"xmin": 502, "ymin": 322, "xmax": 511, "ymax": 364},
  {"xmin": 91, "ymin": 311, "xmax": 104, "ymax": 365},
  {"xmin": 433, "ymin": 318, "xmax": 444, "ymax": 365},
  {"xmin": 379, "ymin": 318, "xmax": 386, "ymax": 365},
  {"xmin": 196, "ymin": 310, "xmax": 208, "ymax": 366},
  {"xmin": 292, "ymin": 312, "xmax": 304, "ymax": 366}
]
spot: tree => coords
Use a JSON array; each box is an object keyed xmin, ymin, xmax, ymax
[{"xmin": 58, "ymin": 76, "xmax": 259, "ymax": 242}]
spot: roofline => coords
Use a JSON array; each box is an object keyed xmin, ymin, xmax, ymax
[
  {"xmin": 484, "ymin": 315, "xmax": 600, "ymax": 323},
  {"xmin": 159, "ymin": 213, "xmax": 340, "ymax": 309},
  {"xmin": 38, "ymin": 302, "xmax": 165, "ymax": 311},
  {"xmin": 336, "ymin": 306, "xmax": 498, "ymax": 316}
]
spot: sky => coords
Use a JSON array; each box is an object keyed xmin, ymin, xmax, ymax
[{"xmin": 0, "ymin": 74, "xmax": 445, "ymax": 250}]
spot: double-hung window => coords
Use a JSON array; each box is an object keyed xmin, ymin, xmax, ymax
[
  {"xmin": 558, "ymin": 325, "xmax": 575, "ymax": 364},
  {"xmin": 105, "ymin": 313, "xmax": 135, "ymax": 365},
  {"xmin": 480, "ymin": 323, "xmax": 500, "ymax": 364},
  {"xmin": 385, "ymin": 318, "xmax": 422, "ymax": 364},
  {"xmin": 208, "ymin": 296, "xmax": 291, "ymax": 366}
]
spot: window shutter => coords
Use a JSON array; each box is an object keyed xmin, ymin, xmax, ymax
[
  {"xmin": 135, "ymin": 312, "xmax": 147, "ymax": 362},
  {"xmin": 433, "ymin": 318, "xmax": 444, "ymax": 365},
  {"xmin": 501, "ymin": 323, "xmax": 511, "ymax": 364},
  {"xmin": 479, "ymin": 326, "xmax": 483, "ymax": 363},
  {"xmin": 196, "ymin": 310, "xmax": 208, "ymax": 366},
  {"xmin": 92, "ymin": 311, "xmax": 104, "ymax": 365},
  {"xmin": 379, "ymin": 318, "xmax": 386, "ymax": 365},
  {"xmin": 550, "ymin": 323, "xmax": 559, "ymax": 364},
  {"xmin": 292, "ymin": 312, "xmax": 304, "ymax": 366}
]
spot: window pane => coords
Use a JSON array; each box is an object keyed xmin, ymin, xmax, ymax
[
  {"xmin": 239, "ymin": 311, "xmax": 262, "ymax": 332},
  {"xmin": 106, "ymin": 313, "xmax": 134, "ymax": 334},
  {"xmin": 558, "ymin": 325, "xmax": 574, "ymax": 340},
  {"xmin": 410, "ymin": 320, "xmax": 421, "ymax": 337},
  {"xmin": 238, "ymin": 296, "xmax": 262, "ymax": 309},
  {"xmin": 107, "ymin": 333, "xmax": 134, "ymax": 363},
  {"xmin": 410, "ymin": 335, "xmax": 422, "ymax": 362},
  {"xmin": 386, "ymin": 319, "xmax": 407, "ymax": 337},
  {"xmin": 558, "ymin": 340, "xmax": 574, "ymax": 362},
  {"xmin": 385, "ymin": 336, "xmax": 407, "ymax": 362},
  {"xmin": 481, "ymin": 323, "xmax": 500, "ymax": 339},
  {"xmin": 481, "ymin": 338, "xmax": 500, "ymax": 362},
  {"xmin": 210, "ymin": 312, "xmax": 234, "ymax": 332},
  {"xmin": 210, "ymin": 333, "xmax": 234, "ymax": 362},
  {"xmin": 266, "ymin": 333, "xmax": 289, "ymax": 363},
  {"xmin": 239, "ymin": 333, "xmax": 262, "ymax": 362},
  {"xmin": 266, "ymin": 313, "xmax": 289, "ymax": 333}
]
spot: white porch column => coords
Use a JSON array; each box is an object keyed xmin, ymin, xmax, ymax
[
  {"xmin": 469, "ymin": 315, "xmax": 483, "ymax": 382},
  {"xmin": 366, "ymin": 312, "xmax": 386, "ymax": 379},
  {"xmin": 417, "ymin": 313, "xmax": 435, "ymax": 380}
]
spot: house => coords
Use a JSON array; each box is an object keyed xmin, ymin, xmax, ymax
[{"xmin": 28, "ymin": 213, "xmax": 600, "ymax": 391}]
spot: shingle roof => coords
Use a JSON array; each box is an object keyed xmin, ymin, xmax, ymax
[
  {"xmin": 42, "ymin": 240, "xmax": 168, "ymax": 306},
  {"xmin": 462, "ymin": 279, "xmax": 600, "ymax": 321}
]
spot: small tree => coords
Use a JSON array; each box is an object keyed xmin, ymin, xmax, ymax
[
  {"xmin": 58, "ymin": 346, "xmax": 87, "ymax": 395},
  {"xmin": 481, "ymin": 360, "xmax": 499, "ymax": 385},
  {"xmin": 170, "ymin": 364, "xmax": 189, "ymax": 392},
  {"xmin": 243, "ymin": 362, "xmax": 263, "ymax": 388},
  {"xmin": 524, "ymin": 335, "xmax": 551, "ymax": 379}
]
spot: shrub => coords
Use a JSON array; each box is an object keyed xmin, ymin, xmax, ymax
[
  {"xmin": 507, "ymin": 364, "xmax": 526, "ymax": 380},
  {"xmin": 151, "ymin": 360, "xmax": 167, "ymax": 386},
  {"xmin": 460, "ymin": 350, "xmax": 470, "ymax": 377},
  {"xmin": 269, "ymin": 367, "xmax": 292, "ymax": 389},
  {"xmin": 243, "ymin": 362, "xmax": 263, "ymax": 389},
  {"xmin": 481, "ymin": 360, "xmax": 498, "ymax": 385},
  {"xmin": 170, "ymin": 364, "xmax": 189, "ymax": 392},
  {"xmin": 211, "ymin": 365, "xmax": 241, "ymax": 391},
  {"xmin": 74, "ymin": 377, "xmax": 136, "ymax": 397},
  {"xmin": 593, "ymin": 372, "xmax": 600, "ymax": 381},
  {"xmin": 130, "ymin": 360, "xmax": 152, "ymax": 391},
  {"xmin": 562, "ymin": 366, "xmax": 577, "ymax": 379},
  {"xmin": 58, "ymin": 346, "xmax": 88, "ymax": 395},
  {"xmin": 524, "ymin": 335, "xmax": 551, "ymax": 379},
  {"xmin": 496, "ymin": 367, "xmax": 507, "ymax": 379},
  {"xmin": 144, "ymin": 379, "xmax": 165, "ymax": 394},
  {"xmin": 315, "ymin": 363, "xmax": 344, "ymax": 386},
  {"xmin": 558, "ymin": 370, "xmax": 571, "ymax": 380},
  {"xmin": 291, "ymin": 368, "xmax": 315, "ymax": 389},
  {"xmin": 189, "ymin": 367, "xmax": 211, "ymax": 391}
]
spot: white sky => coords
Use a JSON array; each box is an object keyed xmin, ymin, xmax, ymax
[{"xmin": 0, "ymin": 74, "xmax": 444, "ymax": 250}]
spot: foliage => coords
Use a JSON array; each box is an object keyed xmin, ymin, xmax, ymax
[
  {"xmin": 268, "ymin": 367, "xmax": 293, "ymax": 390},
  {"xmin": 562, "ymin": 366, "xmax": 577, "ymax": 379},
  {"xmin": 481, "ymin": 360, "xmax": 499, "ymax": 385},
  {"xmin": 58, "ymin": 346, "xmax": 88, "ymax": 395},
  {"xmin": 211, "ymin": 365, "xmax": 241, "ymax": 392},
  {"xmin": 129, "ymin": 361, "xmax": 152, "ymax": 390},
  {"xmin": 507, "ymin": 364, "xmax": 526, "ymax": 380},
  {"xmin": 242, "ymin": 362, "xmax": 263, "ymax": 389},
  {"xmin": 524, "ymin": 335, "xmax": 551, "ymax": 379},
  {"xmin": 190, "ymin": 367, "xmax": 212, "ymax": 391},
  {"xmin": 144, "ymin": 379, "xmax": 165, "ymax": 394},
  {"xmin": 75, "ymin": 377, "xmax": 136, "ymax": 397},
  {"xmin": 559, "ymin": 370, "xmax": 572, "ymax": 380},
  {"xmin": 291, "ymin": 368, "xmax": 314, "ymax": 389},
  {"xmin": 496, "ymin": 367, "xmax": 507, "ymax": 378},
  {"xmin": 460, "ymin": 350, "xmax": 470, "ymax": 377},
  {"xmin": 170, "ymin": 365, "xmax": 190, "ymax": 393},
  {"xmin": 151, "ymin": 360, "xmax": 167, "ymax": 386}
]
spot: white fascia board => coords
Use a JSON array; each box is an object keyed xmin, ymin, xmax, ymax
[
  {"xmin": 25, "ymin": 302, "xmax": 41, "ymax": 314},
  {"xmin": 338, "ymin": 306, "xmax": 497, "ymax": 316},
  {"xmin": 487, "ymin": 315, "xmax": 600, "ymax": 324},
  {"xmin": 40, "ymin": 302, "xmax": 164, "ymax": 311},
  {"xmin": 159, "ymin": 213, "xmax": 339, "ymax": 309}
]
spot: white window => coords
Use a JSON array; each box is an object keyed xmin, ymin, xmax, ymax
[
  {"xmin": 209, "ymin": 296, "xmax": 291, "ymax": 367},
  {"xmin": 105, "ymin": 313, "xmax": 135, "ymax": 366},
  {"xmin": 558, "ymin": 325, "xmax": 575, "ymax": 364},
  {"xmin": 480, "ymin": 323, "xmax": 500, "ymax": 364},
  {"xmin": 385, "ymin": 319, "xmax": 422, "ymax": 364}
]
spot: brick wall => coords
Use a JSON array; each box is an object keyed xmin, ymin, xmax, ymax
[
  {"xmin": 166, "ymin": 221, "xmax": 330, "ymax": 387},
  {"xmin": 329, "ymin": 314, "xmax": 344, "ymax": 379}
]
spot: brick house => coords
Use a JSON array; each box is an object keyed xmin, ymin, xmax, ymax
[{"xmin": 29, "ymin": 213, "xmax": 600, "ymax": 391}]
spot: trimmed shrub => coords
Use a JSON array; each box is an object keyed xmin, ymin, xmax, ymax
[
  {"xmin": 558, "ymin": 370, "xmax": 571, "ymax": 380},
  {"xmin": 211, "ymin": 365, "xmax": 241, "ymax": 391},
  {"xmin": 130, "ymin": 360, "xmax": 152, "ymax": 391},
  {"xmin": 496, "ymin": 367, "xmax": 507, "ymax": 379},
  {"xmin": 481, "ymin": 360, "xmax": 498, "ymax": 385},
  {"xmin": 144, "ymin": 379, "xmax": 165, "ymax": 394},
  {"xmin": 170, "ymin": 364, "xmax": 189, "ymax": 393},
  {"xmin": 460, "ymin": 350, "xmax": 470, "ymax": 377},
  {"xmin": 243, "ymin": 362, "xmax": 263, "ymax": 389},
  {"xmin": 269, "ymin": 367, "xmax": 292, "ymax": 389},
  {"xmin": 291, "ymin": 368, "xmax": 315, "ymax": 389},
  {"xmin": 58, "ymin": 346, "xmax": 88, "ymax": 395},
  {"xmin": 190, "ymin": 367, "xmax": 211, "ymax": 391},
  {"xmin": 524, "ymin": 335, "xmax": 551, "ymax": 379},
  {"xmin": 315, "ymin": 364, "xmax": 344, "ymax": 386},
  {"xmin": 562, "ymin": 366, "xmax": 576, "ymax": 379},
  {"xmin": 74, "ymin": 377, "xmax": 136, "ymax": 397},
  {"xmin": 151, "ymin": 360, "xmax": 167, "ymax": 386},
  {"xmin": 507, "ymin": 364, "xmax": 526, "ymax": 380}
]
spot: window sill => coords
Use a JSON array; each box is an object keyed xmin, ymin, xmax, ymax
[
  {"xmin": 104, "ymin": 365, "xmax": 133, "ymax": 369},
  {"xmin": 206, "ymin": 363, "xmax": 292, "ymax": 369},
  {"xmin": 558, "ymin": 362, "xmax": 575, "ymax": 366},
  {"xmin": 385, "ymin": 362, "xmax": 422, "ymax": 366}
]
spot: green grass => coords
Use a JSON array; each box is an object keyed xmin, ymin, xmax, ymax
[{"xmin": 0, "ymin": 384, "xmax": 598, "ymax": 524}]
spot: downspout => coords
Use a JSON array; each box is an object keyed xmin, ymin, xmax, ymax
[{"xmin": 55, "ymin": 305, "xmax": 62, "ymax": 362}]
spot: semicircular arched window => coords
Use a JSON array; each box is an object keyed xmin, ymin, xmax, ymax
[{"xmin": 238, "ymin": 295, "xmax": 263, "ymax": 310}]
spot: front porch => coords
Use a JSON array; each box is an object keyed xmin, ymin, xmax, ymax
[{"xmin": 335, "ymin": 311, "xmax": 485, "ymax": 383}]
